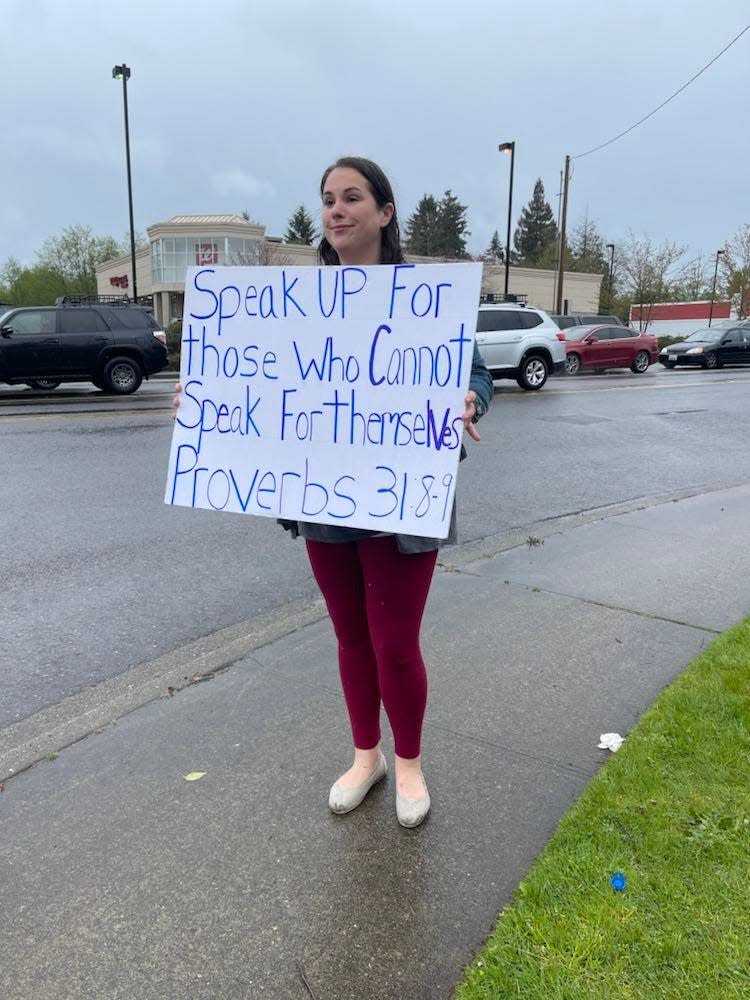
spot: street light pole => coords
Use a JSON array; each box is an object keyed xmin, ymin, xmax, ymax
[
  {"xmin": 112, "ymin": 63, "xmax": 138, "ymax": 302},
  {"xmin": 606, "ymin": 243, "xmax": 615, "ymax": 313},
  {"xmin": 498, "ymin": 142, "xmax": 515, "ymax": 298},
  {"xmin": 708, "ymin": 249, "xmax": 724, "ymax": 327}
]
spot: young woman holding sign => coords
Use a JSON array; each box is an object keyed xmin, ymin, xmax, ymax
[{"xmin": 173, "ymin": 157, "xmax": 492, "ymax": 827}]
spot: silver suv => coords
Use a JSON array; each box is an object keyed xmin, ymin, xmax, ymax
[{"xmin": 475, "ymin": 304, "xmax": 566, "ymax": 390}]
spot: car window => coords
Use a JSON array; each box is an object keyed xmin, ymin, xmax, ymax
[
  {"xmin": 606, "ymin": 327, "xmax": 630, "ymax": 339},
  {"xmin": 477, "ymin": 310, "xmax": 520, "ymax": 332},
  {"xmin": 519, "ymin": 312, "xmax": 543, "ymax": 329},
  {"xmin": 113, "ymin": 308, "xmax": 156, "ymax": 330},
  {"xmin": 60, "ymin": 309, "xmax": 109, "ymax": 334},
  {"xmin": 5, "ymin": 310, "xmax": 56, "ymax": 334},
  {"xmin": 721, "ymin": 330, "xmax": 740, "ymax": 344}
]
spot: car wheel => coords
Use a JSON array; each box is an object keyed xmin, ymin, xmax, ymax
[
  {"xmin": 565, "ymin": 353, "xmax": 582, "ymax": 375},
  {"xmin": 103, "ymin": 357, "xmax": 142, "ymax": 394},
  {"xmin": 631, "ymin": 350, "xmax": 651, "ymax": 373},
  {"xmin": 516, "ymin": 354, "xmax": 549, "ymax": 391},
  {"xmin": 26, "ymin": 379, "xmax": 61, "ymax": 390},
  {"xmin": 703, "ymin": 352, "xmax": 718, "ymax": 370}
]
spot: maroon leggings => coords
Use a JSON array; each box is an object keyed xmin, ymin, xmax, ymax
[{"xmin": 306, "ymin": 536, "xmax": 438, "ymax": 759}]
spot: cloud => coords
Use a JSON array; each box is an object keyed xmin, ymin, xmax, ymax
[{"xmin": 210, "ymin": 169, "xmax": 276, "ymax": 199}]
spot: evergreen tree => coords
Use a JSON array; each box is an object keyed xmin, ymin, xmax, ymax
[
  {"xmin": 404, "ymin": 195, "xmax": 442, "ymax": 256},
  {"xmin": 405, "ymin": 190, "xmax": 470, "ymax": 258},
  {"xmin": 569, "ymin": 215, "xmax": 606, "ymax": 274},
  {"xmin": 486, "ymin": 230, "xmax": 504, "ymax": 262},
  {"xmin": 436, "ymin": 190, "xmax": 470, "ymax": 259},
  {"xmin": 284, "ymin": 205, "xmax": 317, "ymax": 245},
  {"xmin": 512, "ymin": 179, "xmax": 558, "ymax": 265}
]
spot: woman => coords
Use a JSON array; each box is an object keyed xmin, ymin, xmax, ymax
[{"xmin": 174, "ymin": 157, "xmax": 493, "ymax": 827}]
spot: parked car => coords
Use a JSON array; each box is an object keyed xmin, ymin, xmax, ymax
[
  {"xmin": 551, "ymin": 314, "xmax": 624, "ymax": 329},
  {"xmin": 658, "ymin": 325, "xmax": 750, "ymax": 369},
  {"xmin": 0, "ymin": 297, "xmax": 168, "ymax": 393},
  {"xmin": 564, "ymin": 324, "xmax": 658, "ymax": 375},
  {"xmin": 475, "ymin": 304, "xmax": 566, "ymax": 390}
]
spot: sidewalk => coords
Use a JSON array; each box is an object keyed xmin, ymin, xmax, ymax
[{"xmin": 2, "ymin": 483, "xmax": 749, "ymax": 999}]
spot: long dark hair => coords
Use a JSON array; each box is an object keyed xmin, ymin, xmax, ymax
[{"xmin": 318, "ymin": 156, "xmax": 404, "ymax": 266}]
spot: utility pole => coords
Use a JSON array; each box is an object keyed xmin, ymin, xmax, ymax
[{"xmin": 555, "ymin": 155, "xmax": 570, "ymax": 315}]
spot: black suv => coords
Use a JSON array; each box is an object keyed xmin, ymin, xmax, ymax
[
  {"xmin": 551, "ymin": 314, "xmax": 624, "ymax": 330},
  {"xmin": 0, "ymin": 296, "xmax": 169, "ymax": 394}
]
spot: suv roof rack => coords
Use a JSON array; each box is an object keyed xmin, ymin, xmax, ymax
[
  {"xmin": 479, "ymin": 292, "xmax": 528, "ymax": 306},
  {"xmin": 55, "ymin": 294, "xmax": 133, "ymax": 307}
]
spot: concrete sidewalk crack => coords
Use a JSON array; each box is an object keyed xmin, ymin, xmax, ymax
[
  {"xmin": 503, "ymin": 584, "xmax": 722, "ymax": 634},
  {"xmin": 432, "ymin": 722, "xmax": 594, "ymax": 778}
]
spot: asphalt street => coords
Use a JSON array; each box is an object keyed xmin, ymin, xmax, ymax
[{"xmin": 2, "ymin": 367, "xmax": 750, "ymax": 728}]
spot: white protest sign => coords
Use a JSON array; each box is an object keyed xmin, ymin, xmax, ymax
[{"xmin": 164, "ymin": 262, "xmax": 483, "ymax": 538}]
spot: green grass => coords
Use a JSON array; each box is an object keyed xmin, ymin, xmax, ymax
[{"xmin": 455, "ymin": 618, "xmax": 750, "ymax": 999}]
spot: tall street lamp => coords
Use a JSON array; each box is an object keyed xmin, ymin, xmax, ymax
[
  {"xmin": 606, "ymin": 243, "xmax": 615, "ymax": 312},
  {"xmin": 498, "ymin": 141, "xmax": 515, "ymax": 299},
  {"xmin": 112, "ymin": 63, "xmax": 138, "ymax": 302},
  {"xmin": 708, "ymin": 249, "xmax": 724, "ymax": 327}
]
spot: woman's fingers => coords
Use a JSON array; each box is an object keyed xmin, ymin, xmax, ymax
[
  {"xmin": 461, "ymin": 391, "xmax": 481, "ymax": 442},
  {"xmin": 171, "ymin": 382, "xmax": 183, "ymax": 420}
]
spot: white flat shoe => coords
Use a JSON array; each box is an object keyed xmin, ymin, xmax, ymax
[
  {"xmin": 396, "ymin": 775, "xmax": 431, "ymax": 828},
  {"xmin": 328, "ymin": 754, "xmax": 387, "ymax": 814}
]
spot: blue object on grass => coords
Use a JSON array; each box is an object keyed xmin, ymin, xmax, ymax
[{"xmin": 611, "ymin": 871, "xmax": 627, "ymax": 892}]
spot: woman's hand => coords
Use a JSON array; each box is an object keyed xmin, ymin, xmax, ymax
[
  {"xmin": 461, "ymin": 390, "xmax": 481, "ymax": 442},
  {"xmin": 171, "ymin": 382, "xmax": 182, "ymax": 420}
]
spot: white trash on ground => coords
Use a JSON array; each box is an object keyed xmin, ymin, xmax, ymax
[{"xmin": 598, "ymin": 733, "xmax": 624, "ymax": 752}]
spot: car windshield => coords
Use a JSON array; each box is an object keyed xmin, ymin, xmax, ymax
[
  {"xmin": 564, "ymin": 326, "xmax": 599, "ymax": 341},
  {"xmin": 685, "ymin": 328, "xmax": 718, "ymax": 342}
]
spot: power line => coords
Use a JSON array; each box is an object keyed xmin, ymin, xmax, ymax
[{"xmin": 572, "ymin": 22, "xmax": 750, "ymax": 160}]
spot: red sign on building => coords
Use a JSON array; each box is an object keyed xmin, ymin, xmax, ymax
[
  {"xmin": 110, "ymin": 275, "xmax": 129, "ymax": 289},
  {"xmin": 195, "ymin": 243, "xmax": 219, "ymax": 265}
]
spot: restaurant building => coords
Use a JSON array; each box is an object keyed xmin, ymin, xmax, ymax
[{"xmin": 96, "ymin": 214, "xmax": 603, "ymax": 324}]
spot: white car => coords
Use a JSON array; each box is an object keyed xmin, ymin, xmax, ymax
[{"xmin": 475, "ymin": 304, "xmax": 566, "ymax": 390}]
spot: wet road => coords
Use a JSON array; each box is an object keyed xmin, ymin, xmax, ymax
[{"xmin": 2, "ymin": 367, "xmax": 749, "ymax": 727}]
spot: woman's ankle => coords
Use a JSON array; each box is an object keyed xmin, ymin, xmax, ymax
[{"xmin": 353, "ymin": 744, "xmax": 381, "ymax": 766}]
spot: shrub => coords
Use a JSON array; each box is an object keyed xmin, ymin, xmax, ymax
[
  {"xmin": 657, "ymin": 335, "xmax": 686, "ymax": 350},
  {"xmin": 165, "ymin": 320, "xmax": 182, "ymax": 370}
]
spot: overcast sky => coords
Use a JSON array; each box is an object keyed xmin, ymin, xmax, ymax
[{"xmin": 4, "ymin": 0, "xmax": 748, "ymax": 269}]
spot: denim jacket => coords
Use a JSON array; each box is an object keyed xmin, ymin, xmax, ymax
[{"xmin": 281, "ymin": 342, "xmax": 493, "ymax": 553}]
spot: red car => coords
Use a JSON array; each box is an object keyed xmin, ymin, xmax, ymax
[{"xmin": 563, "ymin": 324, "xmax": 658, "ymax": 375}]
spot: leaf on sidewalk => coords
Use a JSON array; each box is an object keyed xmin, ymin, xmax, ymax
[{"xmin": 184, "ymin": 771, "xmax": 206, "ymax": 782}]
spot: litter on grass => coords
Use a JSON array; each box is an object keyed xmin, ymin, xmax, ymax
[
  {"xmin": 598, "ymin": 733, "xmax": 624, "ymax": 752},
  {"xmin": 610, "ymin": 871, "xmax": 627, "ymax": 892}
]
